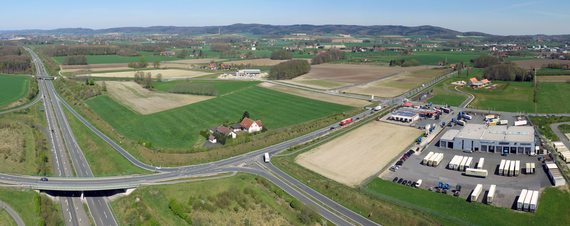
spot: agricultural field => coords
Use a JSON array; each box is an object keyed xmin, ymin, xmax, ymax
[
  {"xmin": 458, "ymin": 81, "xmax": 535, "ymax": 113},
  {"xmin": 349, "ymin": 51, "xmax": 489, "ymax": 65},
  {"xmin": 295, "ymin": 121, "xmax": 423, "ymax": 187},
  {"xmin": 103, "ymin": 81, "xmax": 214, "ymax": 115},
  {"xmin": 154, "ymin": 80, "xmax": 261, "ymax": 96},
  {"xmin": 365, "ymin": 178, "xmax": 570, "ymax": 226},
  {"xmin": 60, "ymin": 63, "xmax": 129, "ymax": 72},
  {"xmin": 257, "ymin": 82, "xmax": 370, "ymax": 107},
  {"xmin": 86, "ymin": 69, "xmax": 213, "ymax": 80},
  {"xmin": 282, "ymin": 64, "xmax": 430, "ymax": 90},
  {"xmin": 52, "ymin": 54, "xmax": 183, "ymax": 65},
  {"xmin": 538, "ymin": 76, "xmax": 570, "ymax": 82},
  {"xmin": 512, "ymin": 59, "xmax": 569, "ymax": 69},
  {"xmin": 85, "ymin": 86, "xmax": 354, "ymax": 148},
  {"xmin": 0, "ymin": 74, "xmax": 30, "ymax": 108},
  {"xmin": 222, "ymin": 58, "xmax": 311, "ymax": 66},
  {"xmin": 538, "ymin": 82, "xmax": 570, "ymax": 113},
  {"xmin": 344, "ymin": 69, "xmax": 450, "ymax": 97},
  {"xmin": 111, "ymin": 173, "xmax": 320, "ymax": 226}
]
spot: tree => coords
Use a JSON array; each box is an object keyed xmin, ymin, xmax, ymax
[
  {"xmin": 156, "ymin": 73, "xmax": 163, "ymax": 82},
  {"xmin": 241, "ymin": 111, "xmax": 250, "ymax": 121},
  {"xmin": 176, "ymin": 50, "xmax": 188, "ymax": 59},
  {"xmin": 102, "ymin": 81, "xmax": 107, "ymax": 91},
  {"xmin": 89, "ymin": 78, "xmax": 95, "ymax": 85},
  {"xmin": 153, "ymin": 60, "xmax": 161, "ymax": 68},
  {"xmin": 140, "ymin": 56, "xmax": 148, "ymax": 68}
]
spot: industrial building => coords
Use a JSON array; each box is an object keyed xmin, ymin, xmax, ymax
[
  {"xmin": 388, "ymin": 107, "xmax": 437, "ymax": 123},
  {"xmin": 439, "ymin": 124, "xmax": 536, "ymax": 154}
]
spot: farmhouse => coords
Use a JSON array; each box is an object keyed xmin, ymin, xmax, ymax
[
  {"xmin": 214, "ymin": 125, "xmax": 237, "ymax": 138},
  {"xmin": 468, "ymin": 77, "xmax": 490, "ymax": 88},
  {"xmin": 240, "ymin": 117, "xmax": 263, "ymax": 133},
  {"xmin": 439, "ymin": 124, "xmax": 536, "ymax": 154}
]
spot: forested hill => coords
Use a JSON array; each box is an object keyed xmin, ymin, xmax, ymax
[{"xmin": 1, "ymin": 24, "xmax": 481, "ymax": 37}]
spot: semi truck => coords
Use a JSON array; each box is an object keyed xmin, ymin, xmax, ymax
[
  {"xmin": 530, "ymin": 190, "xmax": 539, "ymax": 212},
  {"xmin": 465, "ymin": 168, "xmax": 488, "ymax": 178},
  {"xmin": 515, "ymin": 160, "xmax": 520, "ymax": 176},
  {"xmin": 499, "ymin": 120, "xmax": 509, "ymax": 125},
  {"xmin": 471, "ymin": 184, "xmax": 483, "ymax": 203},
  {"xmin": 463, "ymin": 114, "xmax": 472, "ymax": 120},
  {"xmin": 517, "ymin": 189, "xmax": 528, "ymax": 210},
  {"xmin": 477, "ymin": 158, "xmax": 484, "ymax": 169},
  {"xmin": 423, "ymin": 152, "xmax": 435, "ymax": 165},
  {"xmin": 487, "ymin": 185, "xmax": 496, "ymax": 205},
  {"xmin": 499, "ymin": 159, "xmax": 506, "ymax": 175},
  {"xmin": 457, "ymin": 120, "xmax": 466, "ymax": 126},
  {"xmin": 264, "ymin": 153, "xmax": 270, "ymax": 163},
  {"xmin": 523, "ymin": 190, "xmax": 533, "ymax": 211},
  {"xmin": 433, "ymin": 153, "xmax": 444, "ymax": 167},
  {"xmin": 485, "ymin": 115, "xmax": 495, "ymax": 121},
  {"xmin": 514, "ymin": 120, "xmax": 527, "ymax": 126},
  {"xmin": 340, "ymin": 118, "xmax": 353, "ymax": 126}
]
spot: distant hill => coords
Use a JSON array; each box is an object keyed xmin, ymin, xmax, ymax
[{"xmin": 0, "ymin": 24, "xmax": 488, "ymax": 37}]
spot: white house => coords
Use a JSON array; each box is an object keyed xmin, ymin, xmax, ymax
[
  {"xmin": 209, "ymin": 135, "xmax": 217, "ymax": 143},
  {"xmin": 240, "ymin": 117, "xmax": 263, "ymax": 133}
]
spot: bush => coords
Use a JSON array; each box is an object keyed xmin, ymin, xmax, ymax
[
  {"xmin": 169, "ymin": 198, "xmax": 193, "ymax": 224},
  {"xmin": 311, "ymin": 49, "xmax": 346, "ymax": 65},
  {"xmin": 290, "ymin": 198, "xmax": 303, "ymax": 210},
  {"xmin": 401, "ymin": 59, "xmax": 421, "ymax": 67},
  {"xmin": 268, "ymin": 60, "xmax": 310, "ymax": 80}
]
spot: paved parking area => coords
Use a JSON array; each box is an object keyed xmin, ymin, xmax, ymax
[{"xmin": 381, "ymin": 112, "xmax": 550, "ymax": 209}]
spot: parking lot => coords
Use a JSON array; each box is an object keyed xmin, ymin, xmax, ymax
[{"xmin": 381, "ymin": 108, "xmax": 550, "ymax": 209}]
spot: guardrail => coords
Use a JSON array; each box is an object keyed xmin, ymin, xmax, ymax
[{"xmin": 30, "ymin": 184, "xmax": 140, "ymax": 191}]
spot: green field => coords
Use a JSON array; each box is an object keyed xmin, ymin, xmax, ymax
[
  {"xmin": 62, "ymin": 107, "xmax": 149, "ymax": 176},
  {"xmin": 459, "ymin": 81, "xmax": 535, "ymax": 113},
  {"xmin": 365, "ymin": 178, "xmax": 570, "ymax": 226},
  {"xmin": 154, "ymin": 80, "xmax": 261, "ymax": 96},
  {"xmin": 85, "ymin": 86, "xmax": 354, "ymax": 148},
  {"xmin": 0, "ymin": 74, "xmax": 30, "ymax": 107},
  {"xmin": 111, "ymin": 173, "xmax": 318, "ymax": 225},
  {"xmin": 428, "ymin": 94, "xmax": 467, "ymax": 107},
  {"xmin": 538, "ymin": 82, "xmax": 570, "ymax": 113}
]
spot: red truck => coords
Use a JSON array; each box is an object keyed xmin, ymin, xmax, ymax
[{"xmin": 340, "ymin": 118, "xmax": 353, "ymax": 126}]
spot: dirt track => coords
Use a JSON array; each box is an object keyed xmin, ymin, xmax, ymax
[
  {"xmin": 295, "ymin": 122, "xmax": 423, "ymax": 187},
  {"xmin": 257, "ymin": 82, "xmax": 369, "ymax": 107},
  {"xmin": 103, "ymin": 81, "xmax": 213, "ymax": 115}
]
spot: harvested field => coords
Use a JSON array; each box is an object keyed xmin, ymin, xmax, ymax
[
  {"xmin": 165, "ymin": 59, "xmax": 228, "ymax": 64},
  {"xmin": 295, "ymin": 121, "xmax": 422, "ymax": 187},
  {"xmin": 222, "ymin": 58, "xmax": 311, "ymax": 66},
  {"xmin": 538, "ymin": 76, "xmax": 570, "ymax": 82},
  {"xmin": 60, "ymin": 63, "xmax": 128, "ymax": 72},
  {"xmin": 512, "ymin": 59, "xmax": 569, "ymax": 69},
  {"xmin": 103, "ymin": 81, "xmax": 213, "ymax": 115},
  {"xmin": 343, "ymin": 69, "xmax": 448, "ymax": 97},
  {"xmin": 257, "ymin": 82, "xmax": 369, "ymax": 107},
  {"xmin": 283, "ymin": 64, "xmax": 433, "ymax": 90},
  {"xmin": 90, "ymin": 69, "xmax": 212, "ymax": 79}
]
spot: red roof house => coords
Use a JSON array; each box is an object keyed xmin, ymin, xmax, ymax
[{"xmin": 240, "ymin": 117, "xmax": 263, "ymax": 133}]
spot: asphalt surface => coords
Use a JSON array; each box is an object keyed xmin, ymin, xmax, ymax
[{"xmin": 0, "ymin": 200, "xmax": 25, "ymax": 226}]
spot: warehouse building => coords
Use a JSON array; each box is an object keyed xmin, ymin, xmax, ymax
[
  {"xmin": 388, "ymin": 107, "xmax": 437, "ymax": 123},
  {"xmin": 439, "ymin": 124, "xmax": 535, "ymax": 154}
]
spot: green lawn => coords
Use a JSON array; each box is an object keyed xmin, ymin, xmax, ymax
[
  {"xmin": 85, "ymin": 86, "xmax": 354, "ymax": 148},
  {"xmin": 428, "ymin": 94, "xmax": 467, "ymax": 107},
  {"xmin": 459, "ymin": 81, "xmax": 535, "ymax": 113},
  {"xmin": 365, "ymin": 178, "xmax": 570, "ymax": 226},
  {"xmin": 0, "ymin": 74, "xmax": 30, "ymax": 107},
  {"xmin": 62, "ymin": 107, "xmax": 149, "ymax": 176},
  {"xmin": 538, "ymin": 82, "xmax": 570, "ymax": 113},
  {"xmin": 0, "ymin": 188, "xmax": 36, "ymax": 226},
  {"xmin": 111, "ymin": 173, "xmax": 313, "ymax": 225},
  {"xmin": 153, "ymin": 80, "xmax": 261, "ymax": 96}
]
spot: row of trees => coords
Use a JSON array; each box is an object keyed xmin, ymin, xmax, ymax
[
  {"xmin": 133, "ymin": 71, "xmax": 155, "ymax": 88},
  {"xmin": 472, "ymin": 55, "xmax": 504, "ymax": 68},
  {"xmin": 0, "ymin": 55, "xmax": 32, "ymax": 74},
  {"xmin": 268, "ymin": 60, "xmax": 310, "ymax": 80},
  {"xmin": 270, "ymin": 50, "xmax": 293, "ymax": 60},
  {"xmin": 168, "ymin": 82, "xmax": 218, "ymax": 96},
  {"xmin": 128, "ymin": 57, "xmax": 150, "ymax": 68},
  {"xmin": 0, "ymin": 46, "xmax": 22, "ymax": 56},
  {"xmin": 311, "ymin": 49, "xmax": 346, "ymax": 65},
  {"xmin": 483, "ymin": 62, "xmax": 534, "ymax": 81},
  {"xmin": 210, "ymin": 43, "xmax": 232, "ymax": 52},
  {"xmin": 62, "ymin": 55, "xmax": 88, "ymax": 65},
  {"xmin": 546, "ymin": 62, "xmax": 568, "ymax": 70}
]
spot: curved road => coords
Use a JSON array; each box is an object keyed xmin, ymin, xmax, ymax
[
  {"xmin": 0, "ymin": 200, "xmax": 24, "ymax": 226},
  {"xmin": 443, "ymin": 84, "xmax": 474, "ymax": 108}
]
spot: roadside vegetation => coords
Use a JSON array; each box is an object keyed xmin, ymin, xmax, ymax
[
  {"xmin": 34, "ymin": 192, "xmax": 64, "ymax": 226},
  {"xmin": 0, "ymin": 121, "xmax": 51, "ymax": 175},
  {"xmin": 111, "ymin": 173, "xmax": 326, "ymax": 226},
  {"xmin": 529, "ymin": 116, "xmax": 570, "ymax": 141}
]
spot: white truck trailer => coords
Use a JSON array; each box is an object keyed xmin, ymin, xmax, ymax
[
  {"xmin": 459, "ymin": 156, "xmax": 469, "ymax": 171},
  {"xmin": 264, "ymin": 153, "xmax": 270, "ymax": 163},
  {"xmin": 471, "ymin": 184, "xmax": 483, "ymax": 203},
  {"xmin": 433, "ymin": 153, "xmax": 444, "ymax": 167},
  {"xmin": 449, "ymin": 155, "xmax": 459, "ymax": 169},
  {"xmin": 457, "ymin": 120, "xmax": 466, "ymax": 126},
  {"xmin": 530, "ymin": 163, "xmax": 535, "ymax": 174},
  {"xmin": 526, "ymin": 163, "xmax": 531, "ymax": 174},
  {"xmin": 465, "ymin": 169, "xmax": 488, "ymax": 178},
  {"xmin": 509, "ymin": 161, "xmax": 515, "ymax": 176},
  {"xmin": 428, "ymin": 153, "xmax": 439, "ymax": 166},
  {"xmin": 477, "ymin": 158, "xmax": 484, "ymax": 169},
  {"xmin": 454, "ymin": 156, "xmax": 464, "ymax": 170},
  {"xmin": 465, "ymin": 157, "xmax": 473, "ymax": 170},
  {"xmin": 487, "ymin": 185, "xmax": 496, "ymax": 205},
  {"xmin": 504, "ymin": 160, "xmax": 511, "ymax": 176},
  {"xmin": 523, "ymin": 190, "xmax": 533, "ymax": 211},
  {"xmin": 530, "ymin": 190, "xmax": 539, "ymax": 212},
  {"xmin": 515, "ymin": 160, "xmax": 520, "ymax": 176},
  {"xmin": 463, "ymin": 114, "xmax": 472, "ymax": 120},
  {"xmin": 499, "ymin": 159, "xmax": 506, "ymax": 175},
  {"xmin": 517, "ymin": 189, "xmax": 528, "ymax": 211},
  {"xmin": 423, "ymin": 152, "xmax": 434, "ymax": 165}
]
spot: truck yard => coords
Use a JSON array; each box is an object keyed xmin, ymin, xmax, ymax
[{"xmin": 381, "ymin": 104, "xmax": 552, "ymax": 210}]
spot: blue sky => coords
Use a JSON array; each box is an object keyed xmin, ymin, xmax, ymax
[{"xmin": 2, "ymin": 0, "xmax": 569, "ymax": 35}]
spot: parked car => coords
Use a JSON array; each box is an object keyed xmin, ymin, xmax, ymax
[
  {"xmin": 393, "ymin": 177, "xmax": 399, "ymax": 182},
  {"xmin": 402, "ymin": 180, "xmax": 408, "ymax": 185},
  {"xmin": 398, "ymin": 178, "xmax": 404, "ymax": 183}
]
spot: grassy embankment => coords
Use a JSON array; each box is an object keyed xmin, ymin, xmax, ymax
[
  {"xmin": 61, "ymin": 106, "xmax": 149, "ymax": 176},
  {"xmin": 85, "ymin": 86, "xmax": 354, "ymax": 148},
  {"xmin": 365, "ymin": 178, "xmax": 570, "ymax": 226},
  {"xmin": 0, "ymin": 188, "xmax": 63, "ymax": 226},
  {"xmin": 0, "ymin": 74, "xmax": 30, "ymax": 108},
  {"xmin": 111, "ymin": 173, "xmax": 328, "ymax": 226}
]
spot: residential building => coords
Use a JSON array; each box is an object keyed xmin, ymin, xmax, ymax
[{"xmin": 240, "ymin": 117, "xmax": 263, "ymax": 133}]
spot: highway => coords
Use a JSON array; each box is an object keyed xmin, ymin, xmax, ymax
[{"xmin": 0, "ymin": 47, "xmax": 467, "ymax": 226}]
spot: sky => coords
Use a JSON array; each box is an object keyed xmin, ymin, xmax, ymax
[{"xmin": 2, "ymin": 0, "xmax": 569, "ymax": 35}]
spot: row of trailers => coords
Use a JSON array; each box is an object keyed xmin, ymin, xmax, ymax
[
  {"xmin": 498, "ymin": 160, "xmax": 535, "ymax": 176},
  {"xmin": 422, "ymin": 152, "xmax": 444, "ymax": 166},
  {"xmin": 471, "ymin": 184, "xmax": 496, "ymax": 204},
  {"xmin": 516, "ymin": 189, "xmax": 539, "ymax": 212},
  {"xmin": 449, "ymin": 155, "xmax": 488, "ymax": 177}
]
